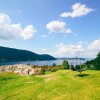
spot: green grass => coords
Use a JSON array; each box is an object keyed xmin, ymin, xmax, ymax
[{"xmin": 0, "ymin": 70, "xmax": 100, "ymax": 100}]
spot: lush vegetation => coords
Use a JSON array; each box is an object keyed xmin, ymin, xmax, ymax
[
  {"xmin": 31, "ymin": 59, "xmax": 88, "ymax": 76},
  {"xmin": 86, "ymin": 52, "xmax": 100, "ymax": 70},
  {"xmin": 0, "ymin": 46, "xmax": 56, "ymax": 62},
  {"xmin": 62, "ymin": 60, "xmax": 69, "ymax": 69},
  {"xmin": 0, "ymin": 48, "xmax": 100, "ymax": 100},
  {"xmin": 0, "ymin": 70, "xmax": 100, "ymax": 100}
]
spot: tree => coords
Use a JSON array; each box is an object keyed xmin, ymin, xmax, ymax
[
  {"xmin": 62, "ymin": 60, "xmax": 69, "ymax": 69},
  {"xmin": 70, "ymin": 65, "xmax": 76, "ymax": 71},
  {"xmin": 75, "ymin": 64, "xmax": 86, "ymax": 76},
  {"xmin": 52, "ymin": 63, "xmax": 57, "ymax": 67},
  {"xmin": 94, "ymin": 52, "xmax": 100, "ymax": 70},
  {"xmin": 97, "ymin": 52, "xmax": 100, "ymax": 58},
  {"xmin": 85, "ymin": 52, "xmax": 100, "ymax": 70}
]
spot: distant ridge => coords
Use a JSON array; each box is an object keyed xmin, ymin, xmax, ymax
[
  {"xmin": 0, "ymin": 46, "xmax": 56, "ymax": 61},
  {"xmin": 57, "ymin": 58, "xmax": 85, "ymax": 60}
]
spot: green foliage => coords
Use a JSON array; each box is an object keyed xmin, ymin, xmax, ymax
[
  {"xmin": 75, "ymin": 65, "xmax": 80, "ymax": 70},
  {"xmin": 39, "ymin": 68, "xmax": 45, "ymax": 75},
  {"xmin": 94, "ymin": 52, "xmax": 100, "ymax": 70},
  {"xmin": 86, "ymin": 60, "xmax": 95, "ymax": 69},
  {"xmin": 97, "ymin": 52, "xmax": 100, "ymax": 57},
  {"xmin": 50, "ymin": 67, "xmax": 57, "ymax": 72},
  {"xmin": 70, "ymin": 65, "xmax": 76, "ymax": 71},
  {"xmin": 52, "ymin": 63, "xmax": 57, "ymax": 67},
  {"xmin": 62, "ymin": 60, "xmax": 69, "ymax": 69},
  {"xmin": 86, "ymin": 52, "xmax": 100, "ymax": 70},
  {"xmin": 75, "ymin": 64, "xmax": 86, "ymax": 75},
  {"xmin": 81, "ymin": 64, "xmax": 87, "ymax": 70}
]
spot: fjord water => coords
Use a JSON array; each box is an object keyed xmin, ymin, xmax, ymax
[{"xmin": 0, "ymin": 59, "xmax": 86, "ymax": 66}]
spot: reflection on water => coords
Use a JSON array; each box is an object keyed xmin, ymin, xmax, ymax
[{"xmin": 0, "ymin": 59, "xmax": 86, "ymax": 66}]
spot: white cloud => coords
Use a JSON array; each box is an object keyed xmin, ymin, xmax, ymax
[
  {"xmin": 55, "ymin": 43, "xmax": 84, "ymax": 57},
  {"xmin": 42, "ymin": 39, "xmax": 100, "ymax": 58},
  {"xmin": 60, "ymin": 3, "xmax": 93, "ymax": 18},
  {"xmin": 46, "ymin": 20, "xmax": 72, "ymax": 34},
  {"xmin": 88, "ymin": 39, "xmax": 100, "ymax": 50},
  {"xmin": 21, "ymin": 25, "xmax": 36, "ymax": 39},
  {"xmin": 54, "ymin": 39, "xmax": 100, "ymax": 57},
  {"xmin": 0, "ymin": 13, "xmax": 37, "ymax": 40}
]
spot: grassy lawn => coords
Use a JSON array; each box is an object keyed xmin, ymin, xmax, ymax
[{"xmin": 0, "ymin": 70, "xmax": 100, "ymax": 100}]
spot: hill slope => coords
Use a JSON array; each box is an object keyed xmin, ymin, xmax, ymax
[
  {"xmin": 0, "ymin": 70, "xmax": 100, "ymax": 100},
  {"xmin": 0, "ymin": 46, "xmax": 56, "ymax": 61}
]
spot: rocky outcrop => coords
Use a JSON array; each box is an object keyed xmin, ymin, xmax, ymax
[{"xmin": 0, "ymin": 64, "xmax": 39, "ymax": 75}]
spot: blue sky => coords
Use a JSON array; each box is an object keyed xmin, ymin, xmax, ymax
[{"xmin": 0, "ymin": 0, "xmax": 100, "ymax": 58}]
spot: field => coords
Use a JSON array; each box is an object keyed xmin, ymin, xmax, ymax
[{"xmin": 0, "ymin": 70, "xmax": 100, "ymax": 100}]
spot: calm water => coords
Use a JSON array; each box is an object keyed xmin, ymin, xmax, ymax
[{"xmin": 0, "ymin": 59, "xmax": 86, "ymax": 66}]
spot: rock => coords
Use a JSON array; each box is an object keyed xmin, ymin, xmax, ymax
[
  {"xmin": 0, "ymin": 64, "xmax": 35, "ymax": 75},
  {"xmin": 0, "ymin": 67, "xmax": 5, "ymax": 72}
]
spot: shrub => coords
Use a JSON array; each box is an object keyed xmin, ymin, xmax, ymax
[
  {"xmin": 70, "ymin": 65, "xmax": 76, "ymax": 71},
  {"xmin": 75, "ymin": 65, "xmax": 80, "ymax": 70},
  {"xmin": 52, "ymin": 63, "xmax": 57, "ymax": 67},
  {"xmin": 62, "ymin": 60, "xmax": 69, "ymax": 69},
  {"xmin": 34, "ymin": 68, "xmax": 45, "ymax": 75},
  {"xmin": 39, "ymin": 68, "xmax": 45, "ymax": 75},
  {"xmin": 31, "ymin": 65, "xmax": 38, "ymax": 68},
  {"xmin": 46, "ymin": 66, "xmax": 52, "ymax": 71},
  {"xmin": 50, "ymin": 68, "xmax": 57, "ymax": 72},
  {"xmin": 75, "ymin": 64, "xmax": 86, "ymax": 76}
]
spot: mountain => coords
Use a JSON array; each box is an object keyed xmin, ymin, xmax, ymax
[{"xmin": 0, "ymin": 46, "xmax": 56, "ymax": 61}]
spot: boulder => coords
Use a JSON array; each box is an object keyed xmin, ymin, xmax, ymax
[{"xmin": 0, "ymin": 64, "xmax": 35, "ymax": 75}]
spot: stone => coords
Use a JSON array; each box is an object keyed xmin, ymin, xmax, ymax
[{"xmin": 0, "ymin": 64, "xmax": 36, "ymax": 76}]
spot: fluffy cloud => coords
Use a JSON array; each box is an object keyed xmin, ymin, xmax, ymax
[
  {"xmin": 42, "ymin": 39, "xmax": 100, "ymax": 58},
  {"xmin": 88, "ymin": 39, "xmax": 100, "ymax": 50},
  {"xmin": 0, "ymin": 13, "xmax": 37, "ymax": 40},
  {"xmin": 60, "ymin": 3, "xmax": 93, "ymax": 18},
  {"xmin": 46, "ymin": 20, "xmax": 72, "ymax": 33},
  {"xmin": 21, "ymin": 25, "xmax": 36, "ymax": 39},
  {"xmin": 54, "ymin": 39, "xmax": 100, "ymax": 57},
  {"xmin": 55, "ymin": 43, "xmax": 84, "ymax": 57}
]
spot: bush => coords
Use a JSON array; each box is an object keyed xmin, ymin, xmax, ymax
[
  {"xmin": 45, "ymin": 66, "xmax": 52, "ymax": 71},
  {"xmin": 31, "ymin": 65, "xmax": 38, "ymax": 68},
  {"xmin": 62, "ymin": 60, "xmax": 69, "ymax": 69},
  {"xmin": 39, "ymin": 68, "xmax": 45, "ymax": 75},
  {"xmin": 70, "ymin": 65, "xmax": 76, "ymax": 71},
  {"xmin": 56, "ymin": 65, "xmax": 63, "ymax": 69},
  {"xmin": 75, "ymin": 65, "xmax": 81, "ymax": 70},
  {"xmin": 50, "ymin": 68, "xmax": 57, "ymax": 72},
  {"xmin": 52, "ymin": 63, "xmax": 57, "ymax": 67},
  {"xmin": 75, "ymin": 64, "xmax": 86, "ymax": 76}
]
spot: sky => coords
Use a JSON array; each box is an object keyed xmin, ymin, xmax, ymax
[{"xmin": 0, "ymin": 0, "xmax": 100, "ymax": 58}]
